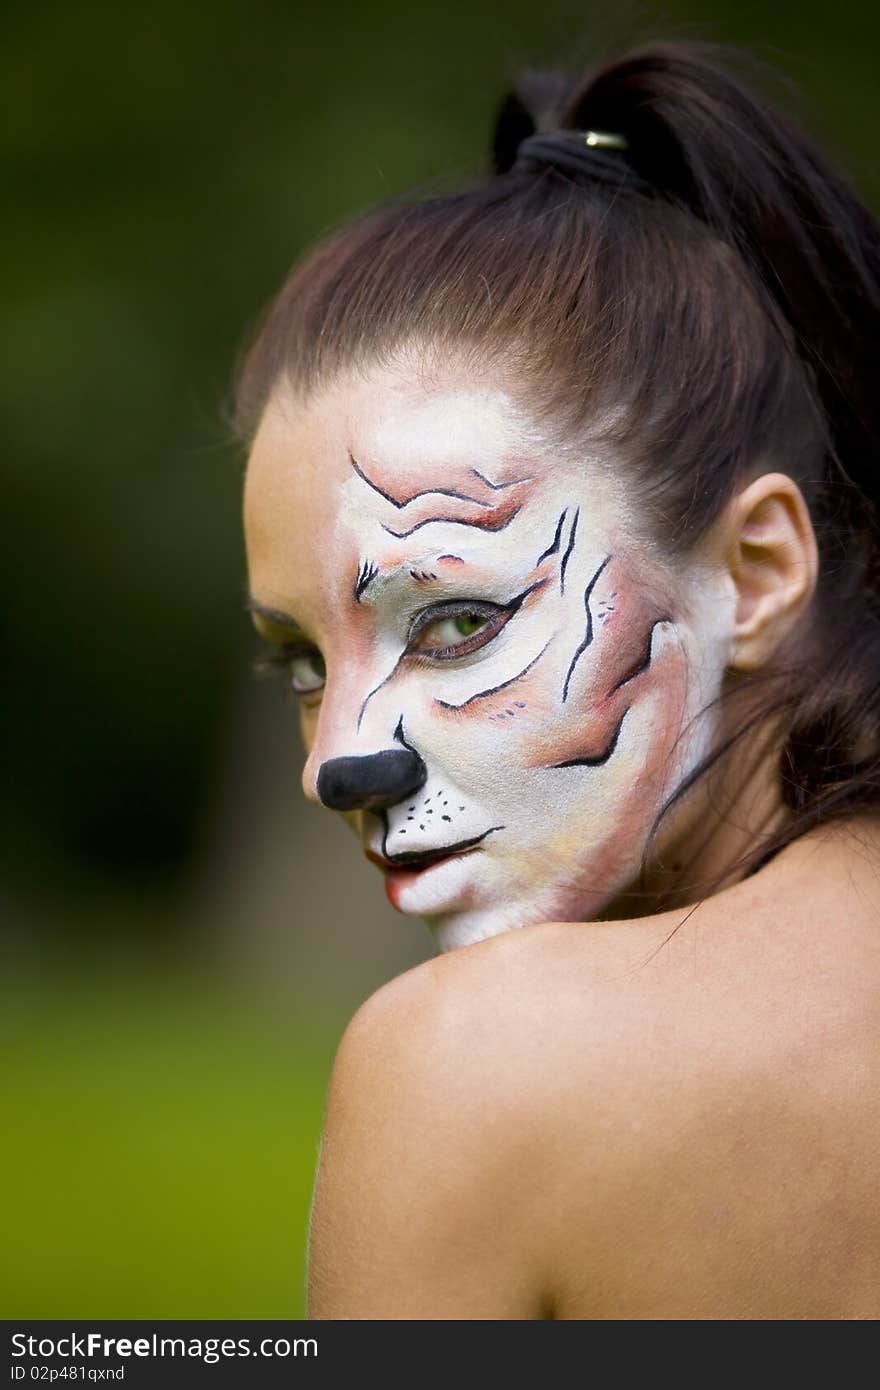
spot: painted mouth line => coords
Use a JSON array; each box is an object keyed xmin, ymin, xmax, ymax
[
  {"xmin": 388, "ymin": 846, "xmax": 480, "ymax": 874},
  {"xmin": 367, "ymin": 825, "xmax": 504, "ymax": 872}
]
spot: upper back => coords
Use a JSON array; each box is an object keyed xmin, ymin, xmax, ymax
[{"xmin": 430, "ymin": 817, "xmax": 880, "ymax": 1318}]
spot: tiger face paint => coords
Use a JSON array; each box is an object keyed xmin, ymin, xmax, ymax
[{"xmin": 244, "ymin": 358, "xmax": 737, "ymax": 952}]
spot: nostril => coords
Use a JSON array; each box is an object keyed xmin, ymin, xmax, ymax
[{"xmin": 316, "ymin": 748, "xmax": 427, "ymax": 812}]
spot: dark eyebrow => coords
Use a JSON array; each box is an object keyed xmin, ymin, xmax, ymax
[{"xmin": 246, "ymin": 597, "xmax": 306, "ymax": 634}]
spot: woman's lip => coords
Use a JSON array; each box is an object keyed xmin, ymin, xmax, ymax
[
  {"xmin": 383, "ymin": 847, "xmax": 480, "ymax": 880},
  {"xmin": 365, "ymin": 845, "xmax": 475, "ymax": 874},
  {"xmin": 364, "ymin": 826, "xmax": 504, "ymax": 875}
]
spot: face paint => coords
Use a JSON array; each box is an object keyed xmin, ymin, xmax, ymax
[{"xmin": 244, "ymin": 357, "xmax": 737, "ymax": 952}]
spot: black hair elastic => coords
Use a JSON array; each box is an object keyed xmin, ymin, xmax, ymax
[{"xmin": 510, "ymin": 128, "xmax": 651, "ymax": 192}]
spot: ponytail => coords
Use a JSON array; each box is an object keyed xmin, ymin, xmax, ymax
[
  {"xmin": 234, "ymin": 39, "xmax": 880, "ymax": 877},
  {"xmin": 499, "ymin": 43, "xmax": 880, "ymax": 545},
  {"xmin": 618, "ymin": 51, "xmax": 877, "ymax": 521}
]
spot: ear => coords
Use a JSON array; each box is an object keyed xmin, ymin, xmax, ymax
[{"xmin": 720, "ymin": 472, "xmax": 819, "ymax": 672}]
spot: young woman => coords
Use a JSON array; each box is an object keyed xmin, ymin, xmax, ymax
[{"xmin": 236, "ymin": 42, "xmax": 880, "ymax": 1318}]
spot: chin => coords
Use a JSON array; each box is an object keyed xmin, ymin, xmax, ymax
[
  {"xmin": 421, "ymin": 866, "xmax": 628, "ymax": 952},
  {"xmin": 424, "ymin": 893, "xmax": 560, "ymax": 954}
]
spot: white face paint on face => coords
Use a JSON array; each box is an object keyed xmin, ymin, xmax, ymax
[{"xmin": 244, "ymin": 356, "xmax": 738, "ymax": 952}]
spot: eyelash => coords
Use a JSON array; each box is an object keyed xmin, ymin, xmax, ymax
[
  {"xmin": 251, "ymin": 644, "xmax": 326, "ymax": 702},
  {"xmin": 253, "ymin": 599, "xmax": 512, "ymax": 701}
]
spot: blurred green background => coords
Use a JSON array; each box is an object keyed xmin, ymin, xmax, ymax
[{"xmin": 4, "ymin": 0, "xmax": 879, "ymax": 1317}]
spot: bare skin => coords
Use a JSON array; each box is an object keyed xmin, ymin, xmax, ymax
[
  {"xmin": 245, "ymin": 354, "xmax": 819, "ymax": 938},
  {"xmin": 244, "ymin": 351, "xmax": 878, "ymax": 1318},
  {"xmin": 307, "ymin": 816, "xmax": 880, "ymax": 1319}
]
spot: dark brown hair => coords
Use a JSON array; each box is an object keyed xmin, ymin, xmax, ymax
[{"xmin": 232, "ymin": 41, "xmax": 880, "ymax": 896}]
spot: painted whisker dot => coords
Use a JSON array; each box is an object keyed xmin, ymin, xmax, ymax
[
  {"xmin": 420, "ymin": 824, "xmax": 425, "ymax": 830},
  {"xmin": 442, "ymin": 815, "xmax": 451, "ymax": 822}
]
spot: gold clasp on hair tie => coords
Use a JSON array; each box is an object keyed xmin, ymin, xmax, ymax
[{"xmin": 583, "ymin": 130, "xmax": 628, "ymax": 150}]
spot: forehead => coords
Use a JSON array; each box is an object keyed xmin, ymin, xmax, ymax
[{"xmin": 244, "ymin": 360, "xmax": 628, "ymax": 630}]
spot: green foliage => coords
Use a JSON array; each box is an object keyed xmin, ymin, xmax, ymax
[
  {"xmin": 3, "ymin": 968, "xmax": 342, "ymax": 1317},
  {"xmin": 4, "ymin": 0, "xmax": 879, "ymax": 1320},
  {"xmin": 5, "ymin": 0, "xmax": 878, "ymax": 902}
]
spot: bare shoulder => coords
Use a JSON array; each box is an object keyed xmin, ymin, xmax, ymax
[
  {"xmin": 311, "ymin": 822, "xmax": 880, "ymax": 1318},
  {"xmin": 341, "ymin": 815, "xmax": 880, "ymax": 1103},
  {"xmin": 307, "ymin": 933, "xmax": 568, "ymax": 1319},
  {"xmin": 338, "ymin": 809, "xmax": 880, "ymax": 1035}
]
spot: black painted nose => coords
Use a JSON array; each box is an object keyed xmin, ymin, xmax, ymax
[{"xmin": 316, "ymin": 748, "xmax": 428, "ymax": 812}]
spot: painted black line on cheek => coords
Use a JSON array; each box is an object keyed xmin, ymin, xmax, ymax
[
  {"xmin": 550, "ymin": 707, "xmax": 629, "ymax": 768},
  {"xmin": 357, "ymin": 655, "xmax": 405, "ymax": 732},
  {"xmin": 604, "ymin": 616, "xmax": 675, "ymax": 697},
  {"xmin": 561, "ymin": 554, "xmax": 613, "ymax": 703},
  {"xmin": 559, "ymin": 508, "xmax": 580, "ymax": 595},
  {"xmin": 434, "ymin": 634, "xmax": 557, "ymax": 710},
  {"xmin": 350, "ymin": 452, "xmax": 491, "ymax": 509},
  {"xmin": 535, "ymin": 508, "xmax": 568, "ymax": 567},
  {"xmin": 381, "ymin": 508, "xmax": 522, "ymax": 540}
]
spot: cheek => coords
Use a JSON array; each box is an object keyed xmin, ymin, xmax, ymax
[
  {"xmin": 520, "ymin": 569, "xmax": 683, "ymax": 769},
  {"xmin": 424, "ymin": 573, "xmax": 685, "ymax": 775},
  {"xmin": 533, "ymin": 622, "xmax": 686, "ymax": 769},
  {"xmin": 514, "ymin": 654, "xmax": 691, "ymax": 895}
]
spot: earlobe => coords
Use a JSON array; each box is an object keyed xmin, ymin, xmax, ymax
[{"xmin": 724, "ymin": 472, "xmax": 819, "ymax": 672}]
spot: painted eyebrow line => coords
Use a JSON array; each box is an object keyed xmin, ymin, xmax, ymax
[
  {"xmin": 357, "ymin": 500, "xmax": 558, "ymax": 602},
  {"xmin": 471, "ymin": 467, "xmax": 535, "ymax": 489},
  {"xmin": 350, "ymin": 453, "xmax": 492, "ymax": 509},
  {"xmin": 355, "ymin": 560, "xmax": 380, "ymax": 602},
  {"xmin": 356, "ymin": 554, "xmax": 472, "ymax": 604},
  {"xmin": 381, "ymin": 507, "xmax": 522, "ymax": 540}
]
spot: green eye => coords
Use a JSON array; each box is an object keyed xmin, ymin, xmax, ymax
[
  {"xmin": 408, "ymin": 605, "xmax": 507, "ymax": 659},
  {"xmin": 453, "ymin": 613, "xmax": 486, "ymax": 637}
]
